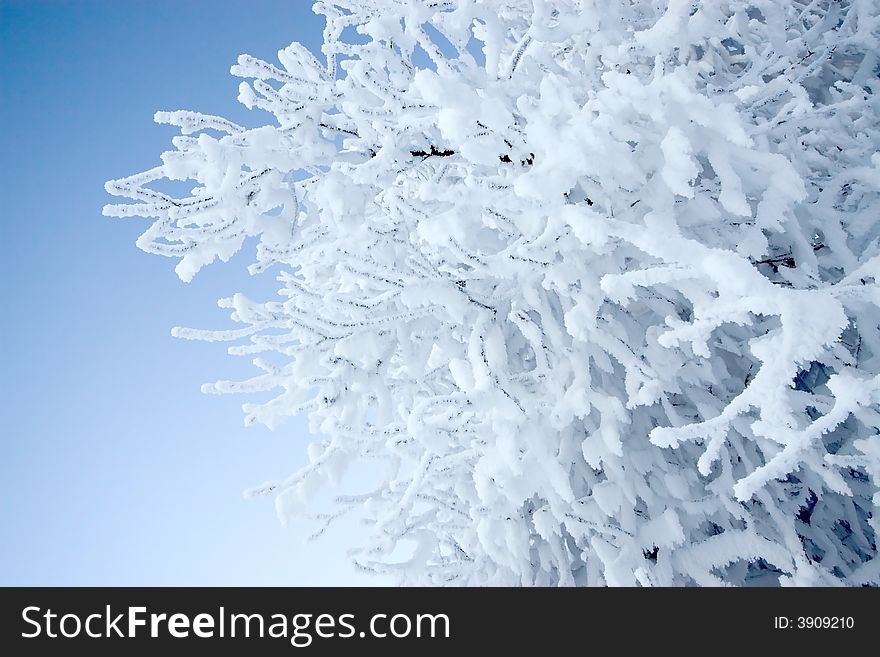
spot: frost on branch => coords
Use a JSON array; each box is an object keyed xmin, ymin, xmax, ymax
[{"xmin": 104, "ymin": 0, "xmax": 880, "ymax": 586}]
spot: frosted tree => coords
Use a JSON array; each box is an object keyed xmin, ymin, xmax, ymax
[{"xmin": 105, "ymin": 0, "xmax": 880, "ymax": 586}]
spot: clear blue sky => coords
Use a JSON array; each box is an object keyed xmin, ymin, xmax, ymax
[{"xmin": 0, "ymin": 0, "xmax": 376, "ymax": 585}]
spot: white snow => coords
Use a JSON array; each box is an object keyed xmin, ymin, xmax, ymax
[{"xmin": 105, "ymin": 0, "xmax": 880, "ymax": 587}]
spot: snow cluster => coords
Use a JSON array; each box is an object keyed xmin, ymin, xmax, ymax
[{"xmin": 105, "ymin": 0, "xmax": 879, "ymax": 585}]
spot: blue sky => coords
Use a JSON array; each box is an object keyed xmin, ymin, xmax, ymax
[{"xmin": 0, "ymin": 0, "xmax": 376, "ymax": 585}]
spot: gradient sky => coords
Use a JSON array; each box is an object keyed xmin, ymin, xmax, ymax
[{"xmin": 1, "ymin": 0, "xmax": 379, "ymax": 585}]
